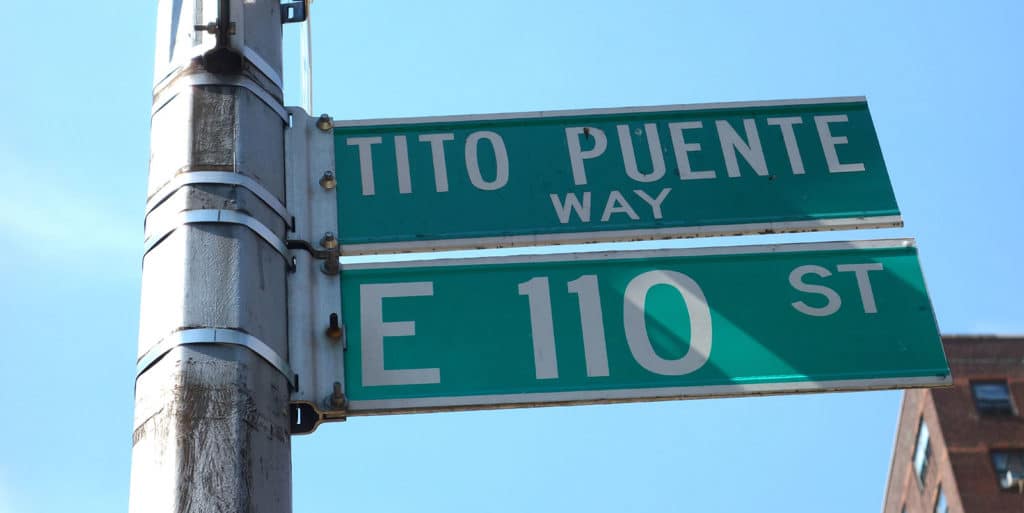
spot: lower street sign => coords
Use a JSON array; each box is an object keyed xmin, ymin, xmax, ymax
[{"xmin": 338, "ymin": 239, "xmax": 949, "ymax": 415}]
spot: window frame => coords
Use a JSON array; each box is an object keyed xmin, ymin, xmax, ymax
[
  {"xmin": 991, "ymin": 449, "xmax": 1024, "ymax": 491},
  {"xmin": 913, "ymin": 416, "xmax": 932, "ymax": 487},
  {"xmin": 933, "ymin": 484, "xmax": 948, "ymax": 513},
  {"xmin": 971, "ymin": 380, "xmax": 1016, "ymax": 416}
]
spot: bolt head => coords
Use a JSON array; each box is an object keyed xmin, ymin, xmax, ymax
[
  {"xmin": 316, "ymin": 114, "xmax": 333, "ymax": 132},
  {"xmin": 319, "ymin": 170, "xmax": 337, "ymax": 190},
  {"xmin": 320, "ymin": 232, "xmax": 339, "ymax": 249},
  {"xmin": 329, "ymin": 382, "xmax": 347, "ymax": 409}
]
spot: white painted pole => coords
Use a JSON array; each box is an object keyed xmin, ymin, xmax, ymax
[
  {"xmin": 300, "ymin": 0, "xmax": 315, "ymax": 114},
  {"xmin": 130, "ymin": 1, "xmax": 292, "ymax": 511}
]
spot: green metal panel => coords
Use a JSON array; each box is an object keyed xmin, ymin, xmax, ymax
[
  {"xmin": 340, "ymin": 240, "xmax": 948, "ymax": 414},
  {"xmin": 334, "ymin": 98, "xmax": 901, "ymax": 254}
]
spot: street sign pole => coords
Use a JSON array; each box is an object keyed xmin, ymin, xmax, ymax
[{"xmin": 130, "ymin": 1, "xmax": 293, "ymax": 511}]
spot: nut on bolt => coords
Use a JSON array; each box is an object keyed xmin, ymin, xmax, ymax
[
  {"xmin": 325, "ymin": 313, "xmax": 343, "ymax": 341},
  {"xmin": 319, "ymin": 170, "xmax": 337, "ymax": 190},
  {"xmin": 316, "ymin": 114, "xmax": 333, "ymax": 132},
  {"xmin": 320, "ymin": 232, "xmax": 338, "ymax": 249},
  {"xmin": 330, "ymin": 382, "xmax": 347, "ymax": 409}
]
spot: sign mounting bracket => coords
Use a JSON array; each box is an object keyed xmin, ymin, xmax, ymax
[{"xmin": 284, "ymin": 107, "xmax": 346, "ymax": 428}]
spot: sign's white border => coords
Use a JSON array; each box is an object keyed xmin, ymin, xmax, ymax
[
  {"xmin": 334, "ymin": 96, "xmax": 868, "ymax": 128},
  {"xmin": 340, "ymin": 216, "xmax": 903, "ymax": 256},
  {"xmin": 345, "ymin": 238, "xmax": 915, "ymax": 271},
  {"xmin": 345, "ymin": 375, "xmax": 949, "ymax": 416}
]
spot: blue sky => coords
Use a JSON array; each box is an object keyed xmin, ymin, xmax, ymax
[{"xmin": 1, "ymin": 1, "xmax": 1022, "ymax": 512}]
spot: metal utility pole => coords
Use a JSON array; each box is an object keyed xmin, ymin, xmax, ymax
[{"xmin": 130, "ymin": 1, "xmax": 304, "ymax": 511}]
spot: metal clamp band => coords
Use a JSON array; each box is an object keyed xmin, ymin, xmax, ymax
[
  {"xmin": 154, "ymin": 45, "xmax": 284, "ymax": 95},
  {"xmin": 241, "ymin": 46, "xmax": 284, "ymax": 92},
  {"xmin": 153, "ymin": 72, "xmax": 289, "ymax": 123},
  {"xmin": 146, "ymin": 171, "xmax": 293, "ymax": 229},
  {"xmin": 137, "ymin": 328, "xmax": 297, "ymax": 390},
  {"xmin": 143, "ymin": 209, "xmax": 292, "ymax": 266}
]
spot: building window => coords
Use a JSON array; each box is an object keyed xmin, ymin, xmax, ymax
[
  {"xmin": 934, "ymin": 485, "xmax": 948, "ymax": 513},
  {"xmin": 992, "ymin": 450, "xmax": 1024, "ymax": 490},
  {"xmin": 914, "ymin": 417, "xmax": 932, "ymax": 485},
  {"xmin": 972, "ymin": 381, "xmax": 1015, "ymax": 415}
]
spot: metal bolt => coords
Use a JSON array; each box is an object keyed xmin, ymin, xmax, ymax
[
  {"xmin": 316, "ymin": 114, "xmax": 333, "ymax": 132},
  {"xmin": 319, "ymin": 170, "xmax": 337, "ymax": 190},
  {"xmin": 329, "ymin": 382, "xmax": 347, "ymax": 409},
  {"xmin": 325, "ymin": 313, "xmax": 342, "ymax": 341},
  {"xmin": 320, "ymin": 232, "xmax": 338, "ymax": 249},
  {"xmin": 194, "ymin": 22, "xmax": 218, "ymax": 34}
]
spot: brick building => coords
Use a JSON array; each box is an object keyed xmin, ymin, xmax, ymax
[{"xmin": 883, "ymin": 335, "xmax": 1024, "ymax": 513}]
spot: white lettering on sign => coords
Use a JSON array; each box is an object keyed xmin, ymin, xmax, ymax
[
  {"xmin": 550, "ymin": 192, "xmax": 592, "ymax": 223},
  {"xmin": 837, "ymin": 263, "xmax": 884, "ymax": 314},
  {"xmin": 394, "ymin": 136, "xmax": 412, "ymax": 194},
  {"xmin": 549, "ymin": 114, "xmax": 873, "ymax": 226},
  {"xmin": 517, "ymin": 277, "xmax": 559, "ymax": 380},
  {"xmin": 789, "ymin": 263, "xmax": 884, "ymax": 317},
  {"xmin": 550, "ymin": 189, "xmax": 673, "ymax": 225},
  {"xmin": 567, "ymin": 275, "xmax": 611, "ymax": 377},
  {"xmin": 349, "ymin": 131, "xmax": 510, "ymax": 196},
  {"xmin": 520, "ymin": 275, "xmax": 613, "ymax": 379},
  {"xmin": 465, "ymin": 131, "xmax": 510, "ymax": 191},
  {"xmin": 601, "ymin": 191, "xmax": 640, "ymax": 222},
  {"xmin": 633, "ymin": 188, "xmax": 671, "ymax": 220},
  {"xmin": 815, "ymin": 115, "xmax": 866, "ymax": 173},
  {"xmin": 565, "ymin": 126, "xmax": 608, "ymax": 186},
  {"xmin": 789, "ymin": 265, "xmax": 841, "ymax": 317},
  {"xmin": 347, "ymin": 136, "xmax": 383, "ymax": 196},
  {"xmin": 619, "ymin": 123, "xmax": 667, "ymax": 183},
  {"xmin": 767, "ymin": 117, "xmax": 805, "ymax": 174},
  {"xmin": 418, "ymin": 133, "xmax": 455, "ymax": 193},
  {"xmin": 360, "ymin": 282, "xmax": 441, "ymax": 386},
  {"xmin": 717, "ymin": 119, "xmax": 768, "ymax": 178},
  {"xmin": 623, "ymin": 270, "xmax": 712, "ymax": 376},
  {"xmin": 519, "ymin": 271, "xmax": 711, "ymax": 380},
  {"xmin": 346, "ymin": 110, "xmax": 878, "ymax": 238},
  {"xmin": 668, "ymin": 121, "xmax": 716, "ymax": 180}
]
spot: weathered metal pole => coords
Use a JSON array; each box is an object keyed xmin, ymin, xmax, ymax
[{"xmin": 130, "ymin": 1, "xmax": 292, "ymax": 511}]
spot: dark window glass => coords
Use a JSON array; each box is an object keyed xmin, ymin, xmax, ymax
[
  {"xmin": 972, "ymin": 381, "xmax": 1015, "ymax": 415},
  {"xmin": 992, "ymin": 450, "xmax": 1024, "ymax": 490},
  {"xmin": 914, "ymin": 418, "xmax": 931, "ymax": 485},
  {"xmin": 934, "ymin": 485, "xmax": 948, "ymax": 513}
]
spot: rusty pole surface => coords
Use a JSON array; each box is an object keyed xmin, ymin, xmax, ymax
[{"xmin": 130, "ymin": 1, "xmax": 292, "ymax": 511}]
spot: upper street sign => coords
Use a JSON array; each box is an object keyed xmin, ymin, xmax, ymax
[
  {"xmin": 334, "ymin": 97, "xmax": 901, "ymax": 254},
  {"xmin": 338, "ymin": 239, "xmax": 948, "ymax": 415}
]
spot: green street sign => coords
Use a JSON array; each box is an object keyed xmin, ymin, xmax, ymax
[
  {"xmin": 334, "ymin": 97, "xmax": 901, "ymax": 254},
  {"xmin": 339, "ymin": 239, "xmax": 948, "ymax": 415}
]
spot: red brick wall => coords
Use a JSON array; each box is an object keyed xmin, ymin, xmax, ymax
[
  {"xmin": 883, "ymin": 389, "xmax": 961, "ymax": 513},
  {"xmin": 934, "ymin": 336, "xmax": 1024, "ymax": 512},
  {"xmin": 883, "ymin": 336, "xmax": 1024, "ymax": 513}
]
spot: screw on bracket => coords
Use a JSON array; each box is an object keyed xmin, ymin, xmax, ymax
[
  {"xmin": 329, "ymin": 382, "xmax": 347, "ymax": 409},
  {"xmin": 194, "ymin": 21, "xmax": 236, "ymax": 35},
  {"xmin": 316, "ymin": 114, "xmax": 333, "ymax": 132},
  {"xmin": 326, "ymin": 313, "xmax": 342, "ymax": 341},
  {"xmin": 194, "ymin": 22, "xmax": 218, "ymax": 34},
  {"xmin": 320, "ymin": 232, "xmax": 339, "ymax": 275},
  {"xmin": 319, "ymin": 170, "xmax": 337, "ymax": 190}
]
